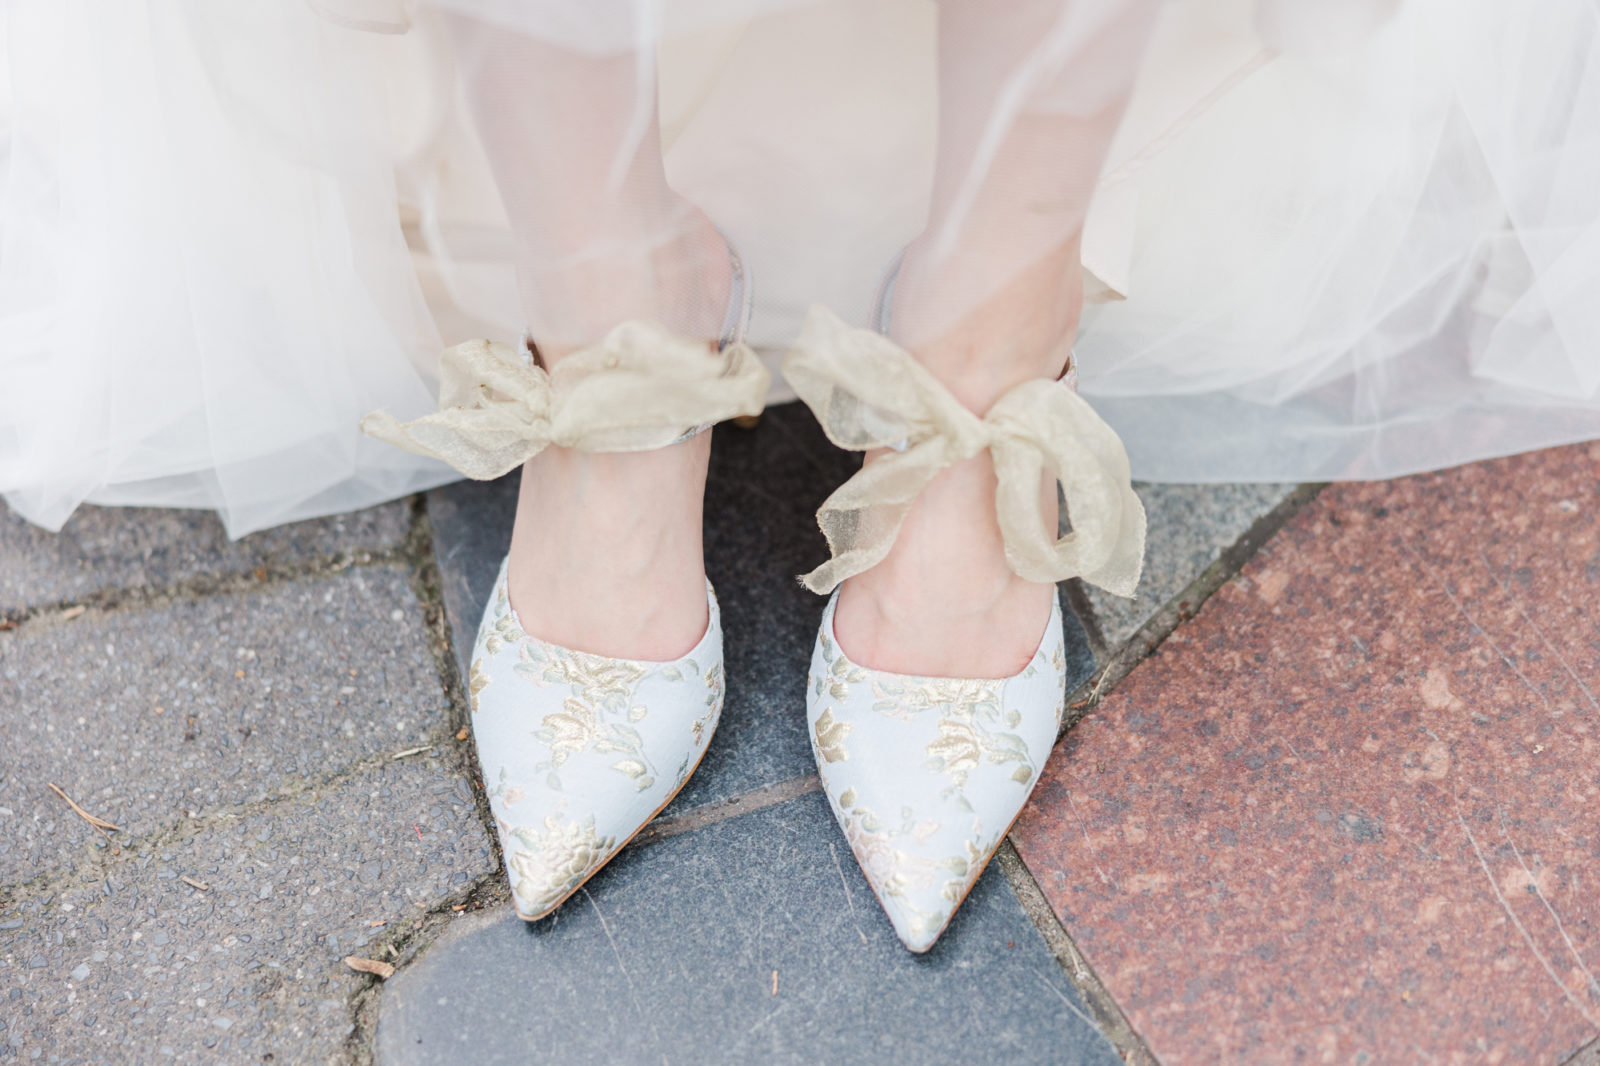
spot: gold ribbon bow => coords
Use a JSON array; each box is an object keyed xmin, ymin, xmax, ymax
[
  {"xmin": 361, "ymin": 321, "xmax": 771, "ymax": 480},
  {"xmin": 783, "ymin": 305, "xmax": 1146, "ymax": 597}
]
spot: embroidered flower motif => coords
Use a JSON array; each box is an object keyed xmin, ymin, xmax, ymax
[
  {"xmin": 481, "ymin": 585, "xmax": 523, "ymax": 656},
  {"xmin": 507, "ymin": 815, "xmax": 617, "ymax": 915},
  {"xmin": 925, "ymin": 719, "xmax": 982, "ymax": 774},
  {"xmin": 690, "ymin": 661, "xmax": 723, "ymax": 747},
  {"xmin": 535, "ymin": 649, "xmax": 648, "ymax": 704},
  {"xmin": 468, "ymin": 659, "xmax": 491, "ymax": 714},
  {"xmin": 813, "ymin": 707, "xmax": 853, "ymax": 763},
  {"xmin": 540, "ymin": 698, "xmax": 597, "ymax": 764},
  {"xmin": 835, "ymin": 797, "xmax": 940, "ymax": 898},
  {"xmin": 938, "ymin": 839, "xmax": 986, "ymax": 904},
  {"xmin": 518, "ymin": 642, "xmax": 662, "ymax": 790}
]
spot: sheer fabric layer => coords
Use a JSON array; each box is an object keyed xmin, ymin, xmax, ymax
[{"xmin": 2, "ymin": 0, "xmax": 1598, "ymax": 533}]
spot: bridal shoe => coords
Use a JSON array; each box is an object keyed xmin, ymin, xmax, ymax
[
  {"xmin": 362, "ymin": 241, "xmax": 767, "ymax": 917},
  {"xmin": 807, "ymin": 586, "xmax": 1070, "ymax": 950},
  {"xmin": 471, "ymin": 559, "xmax": 725, "ymax": 917},
  {"xmin": 784, "ymin": 291, "xmax": 1146, "ymax": 951}
]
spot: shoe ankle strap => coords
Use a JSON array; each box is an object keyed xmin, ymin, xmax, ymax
[
  {"xmin": 781, "ymin": 304, "xmax": 1144, "ymax": 597},
  {"xmin": 363, "ymin": 233, "xmax": 767, "ymax": 477},
  {"xmin": 361, "ymin": 320, "xmax": 769, "ymax": 480}
]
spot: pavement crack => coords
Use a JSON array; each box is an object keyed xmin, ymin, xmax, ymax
[
  {"xmin": 0, "ymin": 545, "xmax": 411, "ymax": 635},
  {"xmin": 633, "ymin": 774, "xmax": 821, "ymax": 847},
  {"xmin": 1455, "ymin": 796, "xmax": 1598, "ymax": 1028},
  {"xmin": 995, "ymin": 840, "xmax": 1158, "ymax": 1066},
  {"xmin": 585, "ymin": 887, "xmax": 671, "ymax": 1066},
  {"xmin": 0, "ymin": 728, "xmax": 471, "ymax": 907}
]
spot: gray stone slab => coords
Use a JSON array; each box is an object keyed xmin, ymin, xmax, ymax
[
  {"xmin": 1086, "ymin": 481, "xmax": 1295, "ymax": 648},
  {"xmin": 374, "ymin": 791, "xmax": 1120, "ymax": 1066},
  {"xmin": 0, "ymin": 499, "xmax": 412, "ymax": 611},
  {"xmin": 427, "ymin": 402, "xmax": 1099, "ymax": 814},
  {"xmin": 0, "ymin": 751, "xmax": 495, "ymax": 1066},
  {"xmin": 0, "ymin": 566, "xmax": 450, "ymax": 887}
]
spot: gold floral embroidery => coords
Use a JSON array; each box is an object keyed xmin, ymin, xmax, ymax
[
  {"xmin": 468, "ymin": 659, "xmax": 491, "ymax": 714},
  {"xmin": 924, "ymin": 719, "xmax": 982, "ymax": 774},
  {"xmin": 518, "ymin": 643, "xmax": 660, "ymax": 792},
  {"xmin": 481, "ymin": 584, "xmax": 523, "ymax": 656},
  {"xmin": 856, "ymin": 674, "xmax": 1039, "ymax": 808},
  {"xmin": 506, "ymin": 815, "xmax": 617, "ymax": 914},
  {"xmin": 540, "ymin": 698, "xmax": 597, "ymax": 763},
  {"xmin": 530, "ymin": 650, "xmax": 648, "ymax": 704},
  {"xmin": 816, "ymin": 633, "xmax": 869, "ymax": 701},
  {"xmin": 691, "ymin": 660, "xmax": 724, "ymax": 747},
  {"xmin": 813, "ymin": 708, "xmax": 853, "ymax": 763},
  {"xmin": 937, "ymin": 838, "xmax": 986, "ymax": 904},
  {"xmin": 835, "ymin": 795, "xmax": 941, "ymax": 898}
]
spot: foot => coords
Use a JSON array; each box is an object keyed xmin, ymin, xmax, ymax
[
  {"xmin": 831, "ymin": 452, "xmax": 1057, "ymax": 678},
  {"xmin": 831, "ymin": 238, "xmax": 1080, "ymax": 679},
  {"xmin": 503, "ymin": 209, "xmax": 731, "ymax": 661}
]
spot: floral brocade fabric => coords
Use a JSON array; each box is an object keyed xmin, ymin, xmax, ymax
[
  {"xmin": 470, "ymin": 557, "xmax": 724, "ymax": 918},
  {"xmin": 807, "ymin": 591, "xmax": 1067, "ymax": 951}
]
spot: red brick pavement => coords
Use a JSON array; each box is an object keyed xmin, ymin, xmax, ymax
[{"xmin": 1015, "ymin": 445, "xmax": 1600, "ymax": 1064}]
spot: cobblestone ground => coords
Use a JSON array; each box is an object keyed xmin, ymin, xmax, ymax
[
  {"xmin": 3, "ymin": 407, "xmax": 1599, "ymax": 1065},
  {"xmin": 1, "ymin": 502, "xmax": 500, "ymax": 1064}
]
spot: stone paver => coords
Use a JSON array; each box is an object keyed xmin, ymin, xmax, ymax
[
  {"xmin": 0, "ymin": 566, "xmax": 449, "ymax": 886},
  {"xmin": 1084, "ymin": 481, "xmax": 1294, "ymax": 649},
  {"xmin": 0, "ymin": 500, "xmax": 411, "ymax": 612},
  {"xmin": 375, "ymin": 791, "xmax": 1119, "ymax": 1066},
  {"xmin": 428, "ymin": 402, "xmax": 1099, "ymax": 813},
  {"xmin": 1013, "ymin": 444, "xmax": 1600, "ymax": 1063},
  {"xmin": 0, "ymin": 751, "xmax": 494, "ymax": 1066}
]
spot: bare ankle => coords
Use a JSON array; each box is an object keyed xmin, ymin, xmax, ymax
[
  {"xmin": 891, "ymin": 237, "xmax": 1083, "ymax": 412},
  {"xmin": 519, "ymin": 205, "xmax": 732, "ymax": 363},
  {"xmin": 504, "ymin": 433, "xmax": 711, "ymax": 659}
]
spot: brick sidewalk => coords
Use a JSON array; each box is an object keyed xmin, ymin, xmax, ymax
[{"xmin": 3, "ymin": 407, "xmax": 1598, "ymax": 1064}]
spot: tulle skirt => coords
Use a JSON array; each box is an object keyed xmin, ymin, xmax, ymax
[{"xmin": 3, "ymin": 0, "xmax": 1598, "ymax": 535}]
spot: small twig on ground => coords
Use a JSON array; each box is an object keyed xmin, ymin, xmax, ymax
[
  {"xmin": 180, "ymin": 876, "xmax": 211, "ymax": 891},
  {"xmin": 344, "ymin": 956, "xmax": 396, "ymax": 980},
  {"xmin": 389, "ymin": 745, "xmax": 432, "ymax": 760},
  {"xmin": 47, "ymin": 782, "xmax": 122, "ymax": 832},
  {"xmin": 59, "ymin": 605, "xmax": 87, "ymax": 621},
  {"xmin": 1068, "ymin": 666, "xmax": 1113, "ymax": 712}
]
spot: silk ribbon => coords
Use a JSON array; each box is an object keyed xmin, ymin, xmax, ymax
[
  {"xmin": 782, "ymin": 304, "xmax": 1145, "ymax": 597},
  {"xmin": 361, "ymin": 321, "xmax": 771, "ymax": 480}
]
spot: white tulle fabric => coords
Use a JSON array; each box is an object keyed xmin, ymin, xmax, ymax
[
  {"xmin": 3, "ymin": 0, "xmax": 1599, "ymax": 534},
  {"xmin": 784, "ymin": 305, "xmax": 1145, "ymax": 596},
  {"xmin": 359, "ymin": 323, "xmax": 769, "ymax": 479}
]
